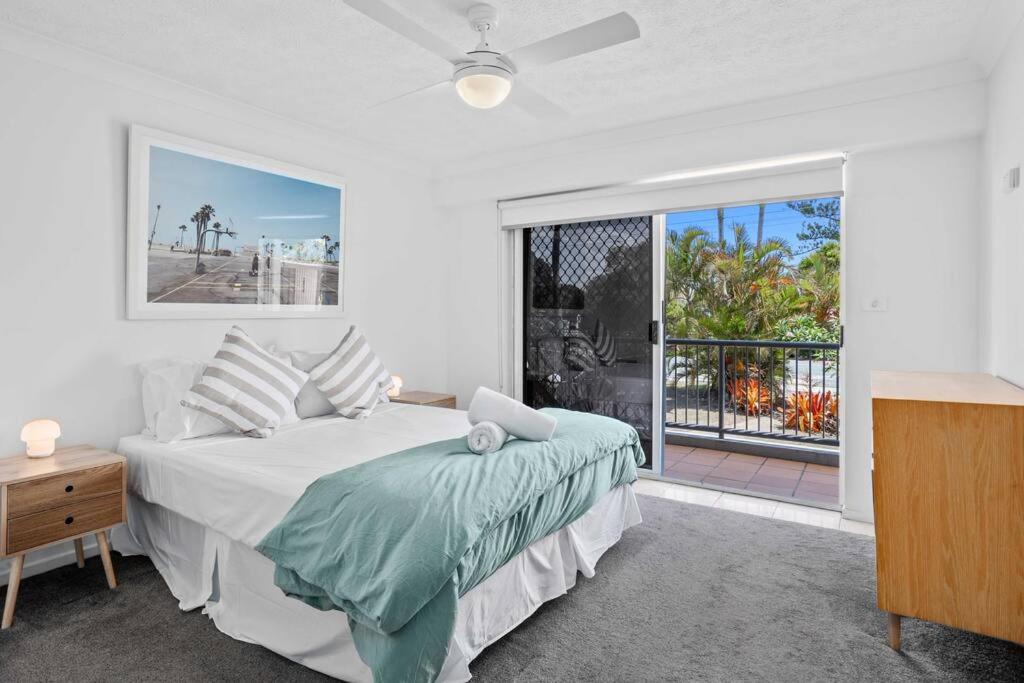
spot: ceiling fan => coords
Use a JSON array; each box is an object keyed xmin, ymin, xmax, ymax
[{"xmin": 344, "ymin": 0, "xmax": 640, "ymax": 115}]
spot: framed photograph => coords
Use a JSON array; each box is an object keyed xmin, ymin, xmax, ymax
[{"xmin": 127, "ymin": 125, "xmax": 345, "ymax": 319}]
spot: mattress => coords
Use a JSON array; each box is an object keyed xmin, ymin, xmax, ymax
[
  {"xmin": 113, "ymin": 403, "xmax": 641, "ymax": 681},
  {"xmin": 117, "ymin": 402, "xmax": 472, "ymax": 548}
]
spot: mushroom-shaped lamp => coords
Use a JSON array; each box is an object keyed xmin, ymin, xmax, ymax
[{"xmin": 21, "ymin": 419, "xmax": 61, "ymax": 458}]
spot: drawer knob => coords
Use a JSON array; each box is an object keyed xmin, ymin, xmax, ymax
[
  {"xmin": 65, "ymin": 484, "xmax": 74, "ymax": 493},
  {"xmin": 65, "ymin": 516, "xmax": 74, "ymax": 525}
]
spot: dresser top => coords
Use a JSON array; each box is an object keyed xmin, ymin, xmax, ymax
[
  {"xmin": 0, "ymin": 445, "xmax": 124, "ymax": 485},
  {"xmin": 871, "ymin": 371, "xmax": 1024, "ymax": 406}
]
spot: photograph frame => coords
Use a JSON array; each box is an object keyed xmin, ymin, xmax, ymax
[{"xmin": 126, "ymin": 124, "xmax": 347, "ymax": 319}]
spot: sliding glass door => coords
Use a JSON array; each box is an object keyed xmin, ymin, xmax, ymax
[{"xmin": 522, "ymin": 216, "xmax": 662, "ymax": 469}]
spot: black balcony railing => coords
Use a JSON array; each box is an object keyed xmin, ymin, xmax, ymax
[{"xmin": 666, "ymin": 338, "xmax": 840, "ymax": 446}]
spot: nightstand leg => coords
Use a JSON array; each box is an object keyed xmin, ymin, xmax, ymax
[
  {"xmin": 888, "ymin": 612, "xmax": 901, "ymax": 650},
  {"xmin": 96, "ymin": 530, "xmax": 117, "ymax": 589},
  {"xmin": 2, "ymin": 554, "xmax": 25, "ymax": 629},
  {"xmin": 74, "ymin": 538, "xmax": 86, "ymax": 568}
]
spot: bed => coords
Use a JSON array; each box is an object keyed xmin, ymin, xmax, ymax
[{"xmin": 112, "ymin": 402, "xmax": 642, "ymax": 682}]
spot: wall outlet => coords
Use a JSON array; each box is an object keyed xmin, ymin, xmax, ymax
[{"xmin": 862, "ymin": 296, "xmax": 888, "ymax": 312}]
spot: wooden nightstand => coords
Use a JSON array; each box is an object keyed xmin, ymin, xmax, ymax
[
  {"xmin": 389, "ymin": 391, "xmax": 457, "ymax": 409},
  {"xmin": 1, "ymin": 445, "xmax": 126, "ymax": 629}
]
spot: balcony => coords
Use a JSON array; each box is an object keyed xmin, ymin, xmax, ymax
[{"xmin": 663, "ymin": 338, "xmax": 840, "ymax": 506}]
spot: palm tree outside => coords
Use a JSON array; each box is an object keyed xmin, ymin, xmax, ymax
[
  {"xmin": 756, "ymin": 203, "xmax": 765, "ymax": 247},
  {"xmin": 665, "ymin": 198, "xmax": 839, "ymax": 342},
  {"xmin": 664, "ymin": 197, "xmax": 841, "ymax": 440}
]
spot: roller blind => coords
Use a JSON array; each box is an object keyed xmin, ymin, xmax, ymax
[{"xmin": 499, "ymin": 155, "xmax": 844, "ymax": 229}]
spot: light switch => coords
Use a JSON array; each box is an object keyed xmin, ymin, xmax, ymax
[{"xmin": 862, "ymin": 297, "xmax": 888, "ymax": 312}]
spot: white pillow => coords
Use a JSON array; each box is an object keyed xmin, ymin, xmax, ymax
[
  {"xmin": 139, "ymin": 358, "xmax": 230, "ymax": 442},
  {"xmin": 289, "ymin": 351, "xmax": 338, "ymax": 419}
]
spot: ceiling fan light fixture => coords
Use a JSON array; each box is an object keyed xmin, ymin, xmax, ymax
[{"xmin": 454, "ymin": 64, "xmax": 513, "ymax": 109}]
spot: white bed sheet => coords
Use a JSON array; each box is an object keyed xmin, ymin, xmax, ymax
[
  {"xmin": 117, "ymin": 403, "xmax": 473, "ymax": 548},
  {"xmin": 113, "ymin": 403, "xmax": 642, "ymax": 682}
]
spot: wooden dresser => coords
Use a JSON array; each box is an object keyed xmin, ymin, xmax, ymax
[
  {"xmin": 871, "ymin": 371, "xmax": 1024, "ymax": 649},
  {"xmin": 1, "ymin": 445, "xmax": 126, "ymax": 628}
]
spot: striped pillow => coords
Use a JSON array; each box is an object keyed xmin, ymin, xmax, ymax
[
  {"xmin": 181, "ymin": 326, "xmax": 308, "ymax": 437},
  {"xmin": 309, "ymin": 326, "xmax": 394, "ymax": 419},
  {"xmin": 594, "ymin": 319, "xmax": 618, "ymax": 366}
]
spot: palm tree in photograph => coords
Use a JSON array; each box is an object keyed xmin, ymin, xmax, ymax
[
  {"xmin": 190, "ymin": 211, "xmax": 202, "ymax": 251},
  {"xmin": 148, "ymin": 204, "xmax": 161, "ymax": 250},
  {"xmin": 192, "ymin": 204, "xmax": 216, "ymax": 273},
  {"xmin": 177, "ymin": 224, "xmax": 188, "ymax": 249},
  {"xmin": 211, "ymin": 222, "xmax": 224, "ymax": 252},
  {"xmin": 321, "ymin": 234, "xmax": 332, "ymax": 263}
]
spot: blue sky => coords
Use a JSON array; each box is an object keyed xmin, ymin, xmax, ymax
[
  {"xmin": 667, "ymin": 198, "xmax": 838, "ymax": 262},
  {"xmin": 148, "ymin": 146, "xmax": 342, "ymax": 249}
]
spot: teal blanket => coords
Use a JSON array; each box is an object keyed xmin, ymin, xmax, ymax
[{"xmin": 256, "ymin": 408, "xmax": 644, "ymax": 683}]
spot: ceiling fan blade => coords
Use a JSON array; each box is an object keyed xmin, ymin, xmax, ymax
[
  {"xmin": 508, "ymin": 83, "xmax": 568, "ymax": 120},
  {"xmin": 368, "ymin": 80, "xmax": 451, "ymax": 109},
  {"xmin": 344, "ymin": 0, "xmax": 469, "ymax": 65},
  {"xmin": 504, "ymin": 12, "xmax": 640, "ymax": 72}
]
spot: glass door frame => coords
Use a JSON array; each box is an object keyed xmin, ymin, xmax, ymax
[
  {"xmin": 507, "ymin": 215, "xmax": 665, "ymax": 474},
  {"xmin": 647, "ymin": 214, "xmax": 666, "ymax": 476}
]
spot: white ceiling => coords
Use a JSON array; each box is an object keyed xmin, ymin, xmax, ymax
[{"xmin": 0, "ymin": 1, "xmax": 1000, "ymax": 166}]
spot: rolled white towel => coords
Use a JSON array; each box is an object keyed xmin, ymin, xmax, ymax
[
  {"xmin": 467, "ymin": 421, "xmax": 509, "ymax": 455},
  {"xmin": 467, "ymin": 386, "xmax": 557, "ymax": 442}
]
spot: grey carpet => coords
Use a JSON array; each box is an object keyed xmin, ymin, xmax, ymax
[{"xmin": 1, "ymin": 494, "xmax": 1020, "ymax": 681}]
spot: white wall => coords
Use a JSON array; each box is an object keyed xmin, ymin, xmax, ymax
[
  {"xmin": 441, "ymin": 78, "xmax": 989, "ymax": 523},
  {"xmin": 443, "ymin": 202, "xmax": 505, "ymax": 404},
  {"xmin": 841, "ymin": 138, "xmax": 982, "ymax": 520},
  {"xmin": 0, "ymin": 42, "xmax": 447, "ymax": 580},
  {"xmin": 981, "ymin": 19, "xmax": 1024, "ymax": 384}
]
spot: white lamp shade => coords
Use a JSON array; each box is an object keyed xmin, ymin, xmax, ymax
[
  {"xmin": 388, "ymin": 375, "xmax": 403, "ymax": 398},
  {"xmin": 455, "ymin": 67, "xmax": 512, "ymax": 109},
  {"xmin": 21, "ymin": 419, "xmax": 61, "ymax": 457}
]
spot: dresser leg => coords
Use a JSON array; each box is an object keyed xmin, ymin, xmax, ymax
[
  {"xmin": 96, "ymin": 530, "xmax": 117, "ymax": 589},
  {"xmin": 888, "ymin": 612, "xmax": 901, "ymax": 650},
  {"xmin": 2, "ymin": 554, "xmax": 25, "ymax": 629},
  {"xmin": 74, "ymin": 538, "xmax": 86, "ymax": 568}
]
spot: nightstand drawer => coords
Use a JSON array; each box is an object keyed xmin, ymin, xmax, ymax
[
  {"xmin": 7, "ymin": 463, "xmax": 123, "ymax": 518},
  {"xmin": 6, "ymin": 493, "xmax": 123, "ymax": 554}
]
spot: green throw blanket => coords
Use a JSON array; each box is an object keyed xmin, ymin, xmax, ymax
[{"xmin": 256, "ymin": 408, "xmax": 644, "ymax": 683}]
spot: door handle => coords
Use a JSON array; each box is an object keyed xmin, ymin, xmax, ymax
[{"xmin": 648, "ymin": 320, "xmax": 660, "ymax": 344}]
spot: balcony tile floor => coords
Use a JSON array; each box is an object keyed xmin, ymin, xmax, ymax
[{"xmin": 661, "ymin": 443, "xmax": 839, "ymax": 506}]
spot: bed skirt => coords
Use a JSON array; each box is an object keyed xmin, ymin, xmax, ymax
[{"xmin": 111, "ymin": 484, "xmax": 641, "ymax": 682}]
